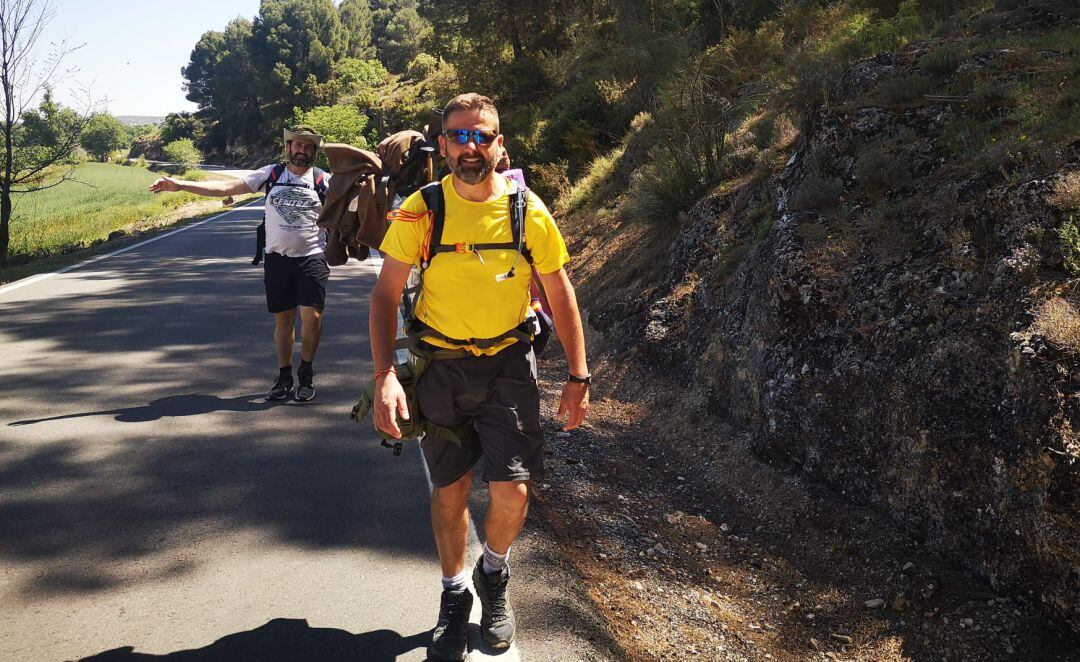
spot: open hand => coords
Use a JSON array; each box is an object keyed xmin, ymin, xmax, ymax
[{"xmin": 149, "ymin": 177, "xmax": 180, "ymax": 193}]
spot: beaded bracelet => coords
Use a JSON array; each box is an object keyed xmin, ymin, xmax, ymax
[{"xmin": 374, "ymin": 366, "xmax": 397, "ymax": 381}]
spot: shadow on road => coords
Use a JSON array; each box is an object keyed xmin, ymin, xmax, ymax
[
  {"xmin": 9, "ymin": 393, "xmax": 276, "ymax": 426},
  {"xmin": 77, "ymin": 618, "xmax": 429, "ymax": 662},
  {"xmin": 0, "ymin": 215, "xmax": 433, "ymax": 597}
]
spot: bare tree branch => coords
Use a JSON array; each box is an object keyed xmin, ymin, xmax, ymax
[{"xmin": 0, "ymin": 0, "xmax": 96, "ymax": 266}]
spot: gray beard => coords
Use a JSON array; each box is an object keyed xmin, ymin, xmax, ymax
[
  {"xmin": 289, "ymin": 153, "xmax": 311, "ymax": 168},
  {"xmin": 452, "ymin": 158, "xmax": 493, "ymax": 185}
]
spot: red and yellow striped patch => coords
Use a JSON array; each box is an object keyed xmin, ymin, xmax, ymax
[{"xmin": 388, "ymin": 208, "xmax": 429, "ymax": 223}]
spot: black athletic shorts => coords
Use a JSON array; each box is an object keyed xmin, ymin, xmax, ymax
[
  {"xmin": 263, "ymin": 252, "xmax": 329, "ymax": 313},
  {"xmin": 417, "ymin": 341, "xmax": 546, "ymax": 487}
]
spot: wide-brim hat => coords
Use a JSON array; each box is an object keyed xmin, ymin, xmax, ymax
[{"xmin": 283, "ymin": 125, "xmax": 323, "ymax": 148}]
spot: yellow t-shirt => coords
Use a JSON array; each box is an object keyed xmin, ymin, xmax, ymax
[{"xmin": 381, "ymin": 175, "xmax": 570, "ymax": 356}]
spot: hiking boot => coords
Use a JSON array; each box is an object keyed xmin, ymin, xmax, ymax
[
  {"xmin": 295, "ymin": 365, "xmax": 316, "ymax": 402},
  {"xmin": 266, "ymin": 372, "xmax": 293, "ymax": 401},
  {"xmin": 472, "ymin": 556, "xmax": 515, "ymax": 649},
  {"xmin": 427, "ymin": 588, "xmax": 472, "ymax": 661}
]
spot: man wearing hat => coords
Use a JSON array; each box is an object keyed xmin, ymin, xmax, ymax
[{"xmin": 150, "ymin": 125, "xmax": 331, "ymax": 402}]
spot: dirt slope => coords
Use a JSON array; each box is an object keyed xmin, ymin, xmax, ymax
[{"xmin": 535, "ymin": 3, "xmax": 1080, "ymax": 657}]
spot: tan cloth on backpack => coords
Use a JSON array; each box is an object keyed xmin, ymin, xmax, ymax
[
  {"xmin": 318, "ymin": 142, "xmax": 385, "ymax": 265},
  {"xmin": 377, "ymin": 130, "xmax": 426, "ymax": 205}
]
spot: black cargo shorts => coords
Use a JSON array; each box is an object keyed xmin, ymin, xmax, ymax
[
  {"xmin": 263, "ymin": 251, "xmax": 329, "ymax": 313},
  {"xmin": 416, "ymin": 341, "xmax": 546, "ymax": 487}
]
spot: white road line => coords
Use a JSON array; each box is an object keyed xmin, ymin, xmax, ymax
[{"xmin": 0, "ymin": 199, "xmax": 264, "ymax": 297}]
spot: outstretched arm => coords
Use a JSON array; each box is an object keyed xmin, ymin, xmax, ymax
[
  {"xmin": 149, "ymin": 176, "xmax": 253, "ymax": 197},
  {"xmin": 538, "ymin": 267, "xmax": 590, "ymax": 430}
]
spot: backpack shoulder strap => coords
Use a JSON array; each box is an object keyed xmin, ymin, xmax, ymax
[
  {"xmin": 509, "ymin": 187, "xmax": 532, "ymax": 264},
  {"xmin": 419, "ymin": 181, "xmax": 445, "ymax": 264},
  {"xmin": 312, "ymin": 166, "xmax": 327, "ymax": 203},
  {"xmin": 261, "ymin": 162, "xmax": 287, "ymax": 193}
]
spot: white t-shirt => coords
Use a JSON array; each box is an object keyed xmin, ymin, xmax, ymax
[{"xmin": 243, "ymin": 164, "xmax": 331, "ymax": 258}]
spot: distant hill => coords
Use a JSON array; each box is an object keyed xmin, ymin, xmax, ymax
[{"xmin": 116, "ymin": 115, "xmax": 163, "ymax": 127}]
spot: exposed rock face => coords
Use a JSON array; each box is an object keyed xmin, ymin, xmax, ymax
[{"xmin": 587, "ymin": 41, "xmax": 1080, "ymax": 633}]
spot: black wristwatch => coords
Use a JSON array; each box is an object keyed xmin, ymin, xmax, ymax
[{"xmin": 567, "ymin": 372, "xmax": 592, "ymax": 385}]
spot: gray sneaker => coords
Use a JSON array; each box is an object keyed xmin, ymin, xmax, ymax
[
  {"xmin": 295, "ymin": 365, "xmax": 315, "ymax": 402},
  {"xmin": 472, "ymin": 556, "xmax": 515, "ymax": 649},
  {"xmin": 427, "ymin": 588, "xmax": 472, "ymax": 661},
  {"xmin": 265, "ymin": 373, "xmax": 293, "ymax": 401}
]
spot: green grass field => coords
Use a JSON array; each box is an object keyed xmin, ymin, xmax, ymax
[{"xmin": 7, "ymin": 162, "xmax": 220, "ymax": 263}]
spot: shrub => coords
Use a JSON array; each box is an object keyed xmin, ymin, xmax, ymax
[
  {"xmin": 162, "ymin": 139, "xmax": 202, "ymax": 171},
  {"xmin": 405, "ymin": 53, "xmax": 439, "ymax": 80},
  {"xmin": 624, "ymin": 162, "xmax": 683, "ymax": 226},
  {"xmin": 561, "ymin": 144, "xmax": 625, "ymax": 212},
  {"xmin": 336, "ymin": 58, "xmax": 389, "ymax": 90},
  {"xmin": 856, "ymin": 146, "xmax": 909, "ymax": 197},
  {"xmin": 530, "ymin": 160, "xmax": 570, "ymax": 204},
  {"xmin": 970, "ymin": 13, "xmax": 999, "ymax": 36},
  {"xmin": 790, "ymin": 171, "xmax": 843, "ymax": 211},
  {"xmin": 1050, "ymin": 173, "xmax": 1080, "ymax": 211},
  {"xmin": 985, "ymin": 138, "xmax": 1045, "ymax": 179},
  {"xmin": 751, "ymin": 114, "xmax": 778, "ymax": 150},
  {"xmin": 966, "ymin": 79, "xmax": 1017, "ymax": 115},
  {"xmin": 879, "ymin": 74, "xmax": 935, "ymax": 104},
  {"xmin": 1031, "ymin": 296, "xmax": 1080, "ymax": 353},
  {"xmin": 918, "ymin": 43, "xmax": 966, "ymax": 78},
  {"xmin": 1057, "ymin": 215, "xmax": 1080, "ymax": 276}
]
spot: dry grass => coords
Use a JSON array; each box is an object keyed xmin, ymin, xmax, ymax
[
  {"xmin": 1050, "ymin": 172, "xmax": 1080, "ymax": 210},
  {"xmin": 1032, "ymin": 296, "xmax": 1080, "ymax": 352}
]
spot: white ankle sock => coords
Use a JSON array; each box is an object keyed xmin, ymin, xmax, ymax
[
  {"xmin": 441, "ymin": 569, "xmax": 468, "ymax": 592},
  {"xmin": 482, "ymin": 541, "xmax": 510, "ymax": 575}
]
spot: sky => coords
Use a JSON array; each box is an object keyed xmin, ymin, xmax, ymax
[{"xmin": 35, "ymin": 1, "xmax": 262, "ymax": 117}]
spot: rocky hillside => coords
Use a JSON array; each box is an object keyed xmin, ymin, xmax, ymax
[{"xmin": 565, "ymin": 1, "xmax": 1080, "ymax": 638}]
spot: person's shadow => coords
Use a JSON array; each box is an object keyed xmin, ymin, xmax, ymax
[
  {"xmin": 77, "ymin": 618, "xmax": 429, "ymax": 662},
  {"xmin": 10, "ymin": 393, "xmax": 278, "ymax": 426}
]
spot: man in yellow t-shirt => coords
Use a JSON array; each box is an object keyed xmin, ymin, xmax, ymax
[{"xmin": 369, "ymin": 93, "xmax": 590, "ymax": 660}]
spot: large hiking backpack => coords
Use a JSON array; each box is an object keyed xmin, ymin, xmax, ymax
[
  {"xmin": 251, "ymin": 163, "xmax": 327, "ymax": 265},
  {"xmin": 319, "ymin": 144, "xmax": 384, "ymax": 265},
  {"xmin": 396, "ymin": 181, "xmax": 552, "ymax": 355},
  {"xmin": 376, "ymin": 130, "xmax": 440, "ymax": 210}
]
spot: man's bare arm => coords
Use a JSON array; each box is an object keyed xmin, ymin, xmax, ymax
[
  {"xmin": 149, "ymin": 176, "xmax": 253, "ymax": 197},
  {"xmin": 370, "ymin": 255, "xmax": 414, "ymax": 438},
  {"xmin": 538, "ymin": 267, "xmax": 590, "ymax": 429},
  {"xmin": 538, "ymin": 267, "xmax": 588, "ymax": 375}
]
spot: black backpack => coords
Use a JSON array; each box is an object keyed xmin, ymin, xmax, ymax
[
  {"xmin": 390, "ymin": 140, "xmax": 438, "ymax": 201},
  {"xmin": 251, "ymin": 163, "xmax": 328, "ymax": 265},
  {"xmin": 398, "ymin": 182, "xmax": 551, "ymax": 355}
]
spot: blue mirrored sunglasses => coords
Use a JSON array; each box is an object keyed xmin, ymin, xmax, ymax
[{"xmin": 442, "ymin": 129, "xmax": 498, "ymax": 146}]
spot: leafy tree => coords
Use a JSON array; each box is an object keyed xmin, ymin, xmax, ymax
[
  {"xmin": 183, "ymin": 18, "xmax": 263, "ymax": 152},
  {"xmin": 159, "ymin": 112, "xmax": 207, "ymax": 144},
  {"xmin": 249, "ymin": 0, "xmax": 347, "ymax": 124},
  {"xmin": 338, "ymin": 0, "xmax": 374, "ymax": 59},
  {"xmin": 380, "ymin": 5, "xmax": 432, "ymax": 73},
  {"xmin": 80, "ymin": 112, "xmax": 126, "ymax": 161},
  {"xmin": 291, "ymin": 104, "xmax": 370, "ymax": 149},
  {"xmin": 370, "ymin": 0, "xmax": 413, "ymax": 48},
  {"xmin": 18, "ymin": 90, "xmax": 82, "ymax": 154},
  {"xmin": 162, "ymin": 138, "xmax": 202, "ymax": 170}
]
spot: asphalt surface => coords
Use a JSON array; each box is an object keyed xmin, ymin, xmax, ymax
[{"xmin": 0, "ymin": 200, "xmax": 615, "ymax": 661}]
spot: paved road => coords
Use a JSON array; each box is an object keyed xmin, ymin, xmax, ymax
[{"xmin": 0, "ymin": 202, "xmax": 615, "ymax": 661}]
